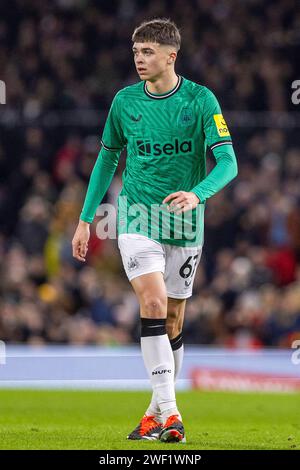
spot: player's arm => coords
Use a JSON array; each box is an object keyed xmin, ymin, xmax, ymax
[
  {"xmin": 163, "ymin": 89, "xmax": 237, "ymax": 214},
  {"xmin": 190, "ymin": 89, "xmax": 238, "ymax": 203},
  {"xmin": 72, "ymin": 93, "xmax": 126, "ymax": 262}
]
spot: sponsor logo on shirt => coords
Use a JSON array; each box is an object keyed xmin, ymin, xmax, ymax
[
  {"xmin": 213, "ymin": 114, "xmax": 230, "ymax": 137},
  {"xmin": 136, "ymin": 138, "xmax": 193, "ymax": 157},
  {"xmin": 130, "ymin": 114, "xmax": 142, "ymax": 122}
]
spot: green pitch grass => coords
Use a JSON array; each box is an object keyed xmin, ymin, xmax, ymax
[{"xmin": 0, "ymin": 389, "xmax": 299, "ymax": 450}]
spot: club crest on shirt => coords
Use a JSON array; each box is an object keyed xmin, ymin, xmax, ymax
[
  {"xmin": 179, "ymin": 107, "xmax": 195, "ymax": 127},
  {"xmin": 128, "ymin": 256, "xmax": 140, "ymax": 271}
]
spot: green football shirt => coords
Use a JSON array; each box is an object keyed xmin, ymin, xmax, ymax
[{"xmin": 80, "ymin": 75, "xmax": 237, "ymax": 246}]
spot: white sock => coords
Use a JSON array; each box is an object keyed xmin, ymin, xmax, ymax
[
  {"xmin": 141, "ymin": 318, "xmax": 180, "ymax": 422},
  {"xmin": 173, "ymin": 343, "xmax": 184, "ymax": 382},
  {"xmin": 146, "ymin": 333, "xmax": 184, "ymax": 422}
]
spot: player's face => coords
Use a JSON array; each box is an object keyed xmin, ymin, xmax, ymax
[{"xmin": 132, "ymin": 42, "xmax": 176, "ymax": 80}]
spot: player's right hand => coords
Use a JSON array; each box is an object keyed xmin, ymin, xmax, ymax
[{"xmin": 72, "ymin": 220, "xmax": 90, "ymax": 262}]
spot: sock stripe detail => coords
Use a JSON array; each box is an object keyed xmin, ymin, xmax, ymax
[
  {"xmin": 141, "ymin": 318, "xmax": 167, "ymax": 337},
  {"xmin": 170, "ymin": 333, "xmax": 183, "ymax": 351}
]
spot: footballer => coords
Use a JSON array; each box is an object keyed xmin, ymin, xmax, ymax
[{"xmin": 72, "ymin": 18, "xmax": 238, "ymax": 443}]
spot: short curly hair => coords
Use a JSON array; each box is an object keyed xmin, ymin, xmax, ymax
[{"xmin": 132, "ymin": 18, "xmax": 181, "ymax": 51}]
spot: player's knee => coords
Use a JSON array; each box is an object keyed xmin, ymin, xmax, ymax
[
  {"xmin": 166, "ymin": 320, "xmax": 180, "ymax": 339},
  {"xmin": 166, "ymin": 312, "xmax": 178, "ymax": 327},
  {"xmin": 166, "ymin": 313, "xmax": 178, "ymax": 333},
  {"xmin": 166, "ymin": 304, "xmax": 182, "ymax": 336},
  {"xmin": 141, "ymin": 296, "xmax": 167, "ymax": 318},
  {"xmin": 177, "ymin": 316, "xmax": 184, "ymax": 333},
  {"xmin": 167, "ymin": 307, "xmax": 178, "ymax": 322}
]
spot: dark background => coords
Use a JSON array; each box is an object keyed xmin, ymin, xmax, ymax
[{"xmin": 0, "ymin": 0, "xmax": 299, "ymax": 347}]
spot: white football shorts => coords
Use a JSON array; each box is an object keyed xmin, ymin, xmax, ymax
[{"xmin": 118, "ymin": 233, "xmax": 202, "ymax": 299}]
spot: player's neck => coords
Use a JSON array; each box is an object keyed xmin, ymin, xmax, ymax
[{"xmin": 146, "ymin": 72, "xmax": 179, "ymax": 95}]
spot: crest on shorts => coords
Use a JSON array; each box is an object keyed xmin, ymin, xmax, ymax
[{"xmin": 128, "ymin": 256, "xmax": 140, "ymax": 271}]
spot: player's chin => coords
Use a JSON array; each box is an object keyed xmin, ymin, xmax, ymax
[{"xmin": 137, "ymin": 70, "xmax": 149, "ymax": 78}]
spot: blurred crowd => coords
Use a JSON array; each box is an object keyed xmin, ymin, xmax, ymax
[{"xmin": 0, "ymin": 0, "xmax": 300, "ymax": 347}]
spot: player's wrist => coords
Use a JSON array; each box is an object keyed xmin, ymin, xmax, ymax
[
  {"xmin": 79, "ymin": 218, "xmax": 91, "ymax": 226},
  {"xmin": 190, "ymin": 192, "xmax": 200, "ymax": 204}
]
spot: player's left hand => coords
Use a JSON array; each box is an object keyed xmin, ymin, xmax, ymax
[{"xmin": 162, "ymin": 191, "xmax": 200, "ymax": 214}]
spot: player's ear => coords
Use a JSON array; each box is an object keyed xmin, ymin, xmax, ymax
[{"xmin": 167, "ymin": 51, "xmax": 177, "ymax": 64}]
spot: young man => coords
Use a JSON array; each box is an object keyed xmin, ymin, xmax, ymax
[{"xmin": 72, "ymin": 18, "xmax": 238, "ymax": 443}]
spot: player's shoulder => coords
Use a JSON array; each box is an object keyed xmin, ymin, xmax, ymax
[
  {"xmin": 114, "ymin": 81, "xmax": 144, "ymax": 102},
  {"xmin": 183, "ymin": 77, "xmax": 217, "ymax": 102}
]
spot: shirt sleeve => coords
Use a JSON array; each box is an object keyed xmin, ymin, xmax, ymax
[
  {"xmin": 80, "ymin": 93, "xmax": 126, "ymax": 223},
  {"xmin": 80, "ymin": 146, "xmax": 121, "ymax": 223},
  {"xmin": 191, "ymin": 144, "xmax": 238, "ymax": 203},
  {"xmin": 190, "ymin": 89, "xmax": 237, "ymax": 202},
  {"xmin": 201, "ymin": 87, "xmax": 232, "ymax": 151},
  {"xmin": 101, "ymin": 92, "xmax": 126, "ymax": 151}
]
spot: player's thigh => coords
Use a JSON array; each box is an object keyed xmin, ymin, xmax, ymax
[
  {"xmin": 118, "ymin": 234, "xmax": 167, "ymax": 317},
  {"xmin": 131, "ymin": 271, "xmax": 168, "ymax": 318},
  {"xmin": 164, "ymin": 244, "xmax": 203, "ymax": 299}
]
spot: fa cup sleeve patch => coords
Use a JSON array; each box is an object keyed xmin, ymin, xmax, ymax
[{"xmin": 213, "ymin": 114, "xmax": 230, "ymax": 137}]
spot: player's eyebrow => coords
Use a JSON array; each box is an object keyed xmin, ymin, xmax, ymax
[{"xmin": 132, "ymin": 47, "xmax": 155, "ymax": 52}]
